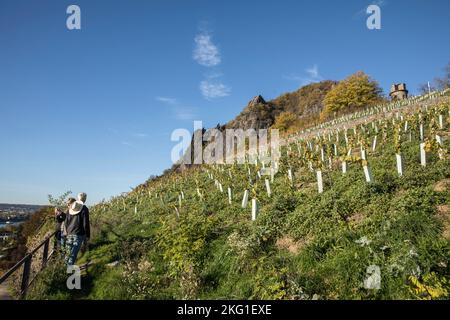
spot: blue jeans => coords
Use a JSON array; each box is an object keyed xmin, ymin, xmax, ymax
[
  {"xmin": 59, "ymin": 236, "xmax": 66, "ymax": 256},
  {"xmin": 65, "ymin": 235, "xmax": 85, "ymax": 266}
]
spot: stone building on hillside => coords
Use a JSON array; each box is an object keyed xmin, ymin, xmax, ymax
[{"xmin": 389, "ymin": 83, "xmax": 408, "ymax": 100}]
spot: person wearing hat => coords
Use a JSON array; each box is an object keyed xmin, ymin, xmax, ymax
[
  {"xmin": 77, "ymin": 192, "xmax": 87, "ymax": 204},
  {"xmin": 64, "ymin": 200, "xmax": 91, "ymax": 265},
  {"xmin": 77, "ymin": 192, "xmax": 90, "ymax": 254}
]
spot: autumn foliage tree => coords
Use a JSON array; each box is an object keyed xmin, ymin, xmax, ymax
[
  {"xmin": 271, "ymin": 111, "xmax": 299, "ymax": 134},
  {"xmin": 321, "ymin": 71, "xmax": 384, "ymax": 120}
]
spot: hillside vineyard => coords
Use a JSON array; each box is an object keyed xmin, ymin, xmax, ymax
[
  {"xmin": 123, "ymin": 90, "xmax": 449, "ymax": 217},
  {"xmin": 27, "ymin": 89, "xmax": 450, "ymax": 300}
]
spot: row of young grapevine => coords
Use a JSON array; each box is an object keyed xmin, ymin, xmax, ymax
[{"xmin": 92, "ymin": 91, "xmax": 448, "ymax": 224}]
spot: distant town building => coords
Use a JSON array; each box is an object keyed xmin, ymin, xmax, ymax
[
  {"xmin": 389, "ymin": 83, "xmax": 408, "ymax": 100},
  {"xmin": 0, "ymin": 234, "xmax": 11, "ymax": 241}
]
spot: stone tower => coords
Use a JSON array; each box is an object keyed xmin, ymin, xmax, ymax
[{"xmin": 389, "ymin": 83, "xmax": 408, "ymax": 100}]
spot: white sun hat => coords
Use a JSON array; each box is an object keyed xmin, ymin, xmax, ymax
[
  {"xmin": 69, "ymin": 200, "xmax": 84, "ymax": 215},
  {"xmin": 77, "ymin": 192, "xmax": 87, "ymax": 203}
]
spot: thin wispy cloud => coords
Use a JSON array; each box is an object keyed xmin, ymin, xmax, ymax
[
  {"xmin": 306, "ymin": 64, "xmax": 321, "ymax": 79},
  {"xmin": 156, "ymin": 96, "xmax": 177, "ymax": 105},
  {"xmin": 110, "ymin": 130, "xmax": 148, "ymax": 147},
  {"xmin": 284, "ymin": 64, "xmax": 323, "ymax": 86},
  {"xmin": 200, "ymin": 80, "xmax": 231, "ymax": 100},
  {"xmin": 156, "ymin": 95, "xmax": 198, "ymax": 120},
  {"xmin": 283, "ymin": 74, "xmax": 303, "ymax": 82},
  {"xmin": 193, "ymin": 25, "xmax": 231, "ymax": 100},
  {"xmin": 174, "ymin": 107, "xmax": 197, "ymax": 121},
  {"xmin": 193, "ymin": 32, "xmax": 221, "ymax": 67},
  {"xmin": 204, "ymin": 71, "xmax": 224, "ymax": 79},
  {"xmin": 121, "ymin": 141, "xmax": 134, "ymax": 147},
  {"xmin": 132, "ymin": 133, "xmax": 148, "ymax": 138}
]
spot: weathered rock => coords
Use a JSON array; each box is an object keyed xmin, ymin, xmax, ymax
[
  {"xmin": 248, "ymin": 95, "xmax": 266, "ymax": 107},
  {"xmin": 226, "ymin": 95, "xmax": 275, "ymax": 130}
]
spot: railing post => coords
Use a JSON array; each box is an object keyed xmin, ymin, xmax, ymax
[
  {"xmin": 42, "ymin": 238, "xmax": 49, "ymax": 270},
  {"xmin": 53, "ymin": 233, "xmax": 59, "ymax": 257},
  {"xmin": 20, "ymin": 254, "xmax": 32, "ymax": 299}
]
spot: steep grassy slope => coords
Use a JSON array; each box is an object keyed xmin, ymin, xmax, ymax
[{"xmin": 26, "ymin": 93, "xmax": 450, "ymax": 300}]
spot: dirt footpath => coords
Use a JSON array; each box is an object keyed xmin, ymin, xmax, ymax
[{"xmin": 0, "ymin": 280, "xmax": 13, "ymax": 300}]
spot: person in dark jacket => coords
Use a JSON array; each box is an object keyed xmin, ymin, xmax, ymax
[
  {"xmin": 64, "ymin": 200, "xmax": 90, "ymax": 265},
  {"xmin": 77, "ymin": 192, "xmax": 90, "ymax": 255},
  {"xmin": 54, "ymin": 198, "xmax": 76, "ymax": 252}
]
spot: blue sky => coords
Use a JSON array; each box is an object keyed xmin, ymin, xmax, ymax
[{"xmin": 0, "ymin": 0, "xmax": 449, "ymax": 205}]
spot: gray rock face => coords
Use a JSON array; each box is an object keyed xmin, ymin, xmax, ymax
[
  {"xmin": 248, "ymin": 95, "xmax": 267, "ymax": 107},
  {"xmin": 226, "ymin": 95, "xmax": 276, "ymax": 130}
]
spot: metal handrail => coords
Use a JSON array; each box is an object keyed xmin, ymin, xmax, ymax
[{"xmin": 0, "ymin": 230, "xmax": 57, "ymax": 299}]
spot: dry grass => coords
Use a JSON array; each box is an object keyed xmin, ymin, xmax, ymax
[
  {"xmin": 434, "ymin": 179, "xmax": 449, "ymax": 192},
  {"xmin": 436, "ymin": 204, "xmax": 450, "ymax": 239},
  {"xmin": 276, "ymin": 236, "xmax": 309, "ymax": 254},
  {"xmin": 346, "ymin": 212, "xmax": 366, "ymax": 228}
]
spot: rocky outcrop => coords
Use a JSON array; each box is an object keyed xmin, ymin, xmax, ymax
[
  {"xmin": 226, "ymin": 95, "xmax": 277, "ymax": 130},
  {"xmin": 173, "ymin": 81, "xmax": 336, "ymax": 172},
  {"xmin": 225, "ymin": 81, "xmax": 336, "ymax": 131},
  {"xmin": 248, "ymin": 95, "xmax": 266, "ymax": 107}
]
